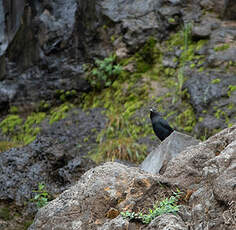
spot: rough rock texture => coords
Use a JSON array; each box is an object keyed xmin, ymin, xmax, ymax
[
  {"xmin": 141, "ymin": 131, "xmax": 200, "ymax": 174},
  {"xmin": 0, "ymin": 108, "xmax": 106, "ymax": 210},
  {"xmin": 0, "ymin": 0, "xmax": 90, "ymax": 111},
  {"xmin": 76, "ymin": 0, "xmax": 179, "ymax": 55},
  {"xmin": 147, "ymin": 213, "xmax": 188, "ymax": 230},
  {"xmin": 184, "ymin": 70, "xmax": 236, "ymax": 137},
  {"xmin": 29, "ymin": 125, "xmax": 236, "ymax": 230}
]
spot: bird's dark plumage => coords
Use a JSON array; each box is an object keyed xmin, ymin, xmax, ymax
[{"xmin": 150, "ymin": 109, "xmax": 174, "ymax": 141}]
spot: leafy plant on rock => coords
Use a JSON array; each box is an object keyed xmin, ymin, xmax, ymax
[
  {"xmin": 121, "ymin": 190, "xmax": 182, "ymax": 224},
  {"xmin": 31, "ymin": 183, "xmax": 50, "ymax": 209},
  {"xmin": 86, "ymin": 55, "xmax": 122, "ymax": 90}
]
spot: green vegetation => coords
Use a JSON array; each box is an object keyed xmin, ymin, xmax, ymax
[
  {"xmin": 55, "ymin": 89, "xmax": 77, "ymax": 102},
  {"xmin": 227, "ymin": 85, "xmax": 236, "ymax": 97},
  {"xmin": 0, "ymin": 113, "xmax": 46, "ymax": 145},
  {"xmin": 121, "ymin": 190, "xmax": 181, "ymax": 224},
  {"xmin": 211, "ymin": 78, "xmax": 221, "ymax": 84},
  {"xmin": 85, "ymin": 55, "xmax": 122, "ymax": 90},
  {"xmin": 0, "ymin": 141, "xmax": 21, "ymax": 153},
  {"xmin": 0, "ymin": 102, "xmax": 73, "ymax": 147},
  {"xmin": 214, "ymin": 44, "xmax": 230, "ymax": 52},
  {"xmin": 83, "ymin": 78, "xmax": 152, "ymax": 162},
  {"xmin": 0, "ymin": 115, "xmax": 23, "ymax": 135},
  {"xmin": 49, "ymin": 103, "xmax": 74, "ymax": 125},
  {"xmin": 9, "ymin": 106, "xmax": 18, "ymax": 114},
  {"xmin": 168, "ymin": 18, "xmax": 176, "ymax": 23},
  {"xmin": 31, "ymin": 183, "xmax": 50, "ymax": 209},
  {"xmin": 135, "ymin": 37, "xmax": 160, "ymax": 72},
  {"xmin": 0, "ymin": 207, "xmax": 12, "ymax": 220}
]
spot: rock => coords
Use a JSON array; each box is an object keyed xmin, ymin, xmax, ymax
[
  {"xmin": 0, "ymin": 0, "xmax": 91, "ymax": 108},
  {"xmin": 194, "ymin": 115, "xmax": 225, "ymax": 138},
  {"xmin": 208, "ymin": 47, "xmax": 236, "ymax": 67},
  {"xmin": 192, "ymin": 25, "xmax": 211, "ymax": 39},
  {"xmin": 147, "ymin": 213, "xmax": 188, "ymax": 230},
  {"xmin": 28, "ymin": 162, "xmax": 154, "ymax": 230},
  {"xmin": 140, "ymin": 131, "xmax": 200, "ymax": 175},
  {"xmin": 224, "ymin": 0, "xmax": 236, "ymax": 19},
  {"xmin": 163, "ymin": 124, "xmax": 236, "ymax": 192},
  {"xmin": 162, "ymin": 55, "xmax": 178, "ymax": 68},
  {"xmin": 200, "ymin": 0, "xmax": 235, "ymax": 19},
  {"xmin": 98, "ymin": 216, "xmax": 129, "ymax": 230},
  {"xmin": 184, "ymin": 70, "xmax": 236, "ymax": 136},
  {"xmin": 0, "ymin": 108, "xmax": 106, "ymax": 210},
  {"xmin": 29, "ymin": 125, "xmax": 236, "ymax": 229}
]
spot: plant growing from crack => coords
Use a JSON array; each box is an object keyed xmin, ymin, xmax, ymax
[
  {"xmin": 31, "ymin": 183, "xmax": 50, "ymax": 208},
  {"xmin": 121, "ymin": 189, "xmax": 182, "ymax": 224}
]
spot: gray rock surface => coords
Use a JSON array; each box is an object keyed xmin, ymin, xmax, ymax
[
  {"xmin": 29, "ymin": 125, "xmax": 236, "ymax": 230},
  {"xmin": 147, "ymin": 213, "xmax": 188, "ymax": 230},
  {"xmin": 0, "ymin": 108, "xmax": 106, "ymax": 211},
  {"xmin": 184, "ymin": 70, "xmax": 236, "ymax": 137},
  {"xmin": 140, "ymin": 131, "xmax": 200, "ymax": 175},
  {"xmin": 0, "ymin": 0, "xmax": 90, "ymax": 110}
]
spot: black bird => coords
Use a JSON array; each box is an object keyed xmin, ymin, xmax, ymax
[{"xmin": 150, "ymin": 108, "xmax": 174, "ymax": 141}]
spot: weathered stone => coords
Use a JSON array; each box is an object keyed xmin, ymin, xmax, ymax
[
  {"xmin": 140, "ymin": 131, "xmax": 200, "ymax": 175},
  {"xmin": 29, "ymin": 162, "xmax": 155, "ymax": 230},
  {"xmin": 184, "ymin": 70, "xmax": 236, "ymax": 114},
  {"xmin": 192, "ymin": 25, "xmax": 211, "ymax": 39},
  {"xmin": 147, "ymin": 213, "xmax": 188, "ymax": 230},
  {"xmin": 29, "ymin": 125, "xmax": 236, "ymax": 230},
  {"xmin": 0, "ymin": 108, "xmax": 106, "ymax": 211}
]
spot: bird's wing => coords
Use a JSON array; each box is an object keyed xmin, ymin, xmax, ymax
[{"xmin": 159, "ymin": 118, "xmax": 173, "ymax": 132}]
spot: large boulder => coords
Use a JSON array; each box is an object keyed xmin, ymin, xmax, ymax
[{"xmin": 29, "ymin": 125, "xmax": 236, "ymax": 230}]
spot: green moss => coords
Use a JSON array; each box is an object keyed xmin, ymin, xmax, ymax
[
  {"xmin": 20, "ymin": 113, "xmax": 46, "ymax": 144},
  {"xmin": 0, "ymin": 115, "xmax": 23, "ymax": 135},
  {"xmin": 211, "ymin": 78, "xmax": 221, "ymax": 84},
  {"xmin": 23, "ymin": 220, "xmax": 34, "ymax": 230},
  {"xmin": 227, "ymin": 85, "xmax": 236, "ymax": 96},
  {"xmin": 175, "ymin": 107, "xmax": 196, "ymax": 132},
  {"xmin": 0, "ymin": 112, "xmax": 46, "ymax": 145},
  {"xmin": 9, "ymin": 106, "xmax": 18, "ymax": 114},
  {"xmin": 49, "ymin": 103, "xmax": 74, "ymax": 125},
  {"xmin": 214, "ymin": 44, "xmax": 230, "ymax": 52},
  {"xmin": 214, "ymin": 109, "xmax": 225, "ymax": 119},
  {"xmin": 0, "ymin": 207, "xmax": 11, "ymax": 220},
  {"xmin": 168, "ymin": 18, "xmax": 176, "ymax": 23},
  {"xmin": 135, "ymin": 37, "xmax": 161, "ymax": 73},
  {"xmin": 38, "ymin": 101, "xmax": 50, "ymax": 111}
]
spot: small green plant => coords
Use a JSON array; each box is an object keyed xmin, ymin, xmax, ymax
[
  {"xmin": 87, "ymin": 55, "xmax": 122, "ymax": 90},
  {"xmin": 0, "ymin": 115, "xmax": 23, "ymax": 135},
  {"xmin": 168, "ymin": 18, "xmax": 176, "ymax": 23},
  {"xmin": 214, "ymin": 44, "xmax": 230, "ymax": 52},
  {"xmin": 227, "ymin": 85, "xmax": 236, "ymax": 97},
  {"xmin": 121, "ymin": 190, "xmax": 181, "ymax": 224},
  {"xmin": 211, "ymin": 78, "xmax": 221, "ymax": 84},
  {"xmin": 183, "ymin": 23, "xmax": 192, "ymax": 55},
  {"xmin": 49, "ymin": 103, "xmax": 74, "ymax": 125},
  {"xmin": 9, "ymin": 106, "xmax": 18, "ymax": 114},
  {"xmin": 177, "ymin": 68, "xmax": 185, "ymax": 94},
  {"xmin": 31, "ymin": 183, "xmax": 50, "ymax": 208}
]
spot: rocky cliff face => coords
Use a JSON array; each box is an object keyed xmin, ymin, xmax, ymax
[
  {"xmin": 0, "ymin": 0, "xmax": 89, "ymax": 112},
  {"xmin": 0, "ymin": 0, "xmax": 235, "ymax": 229}
]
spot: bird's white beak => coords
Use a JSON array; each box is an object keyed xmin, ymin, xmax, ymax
[{"xmin": 150, "ymin": 108, "xmax": 153, "ymax": 112}]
